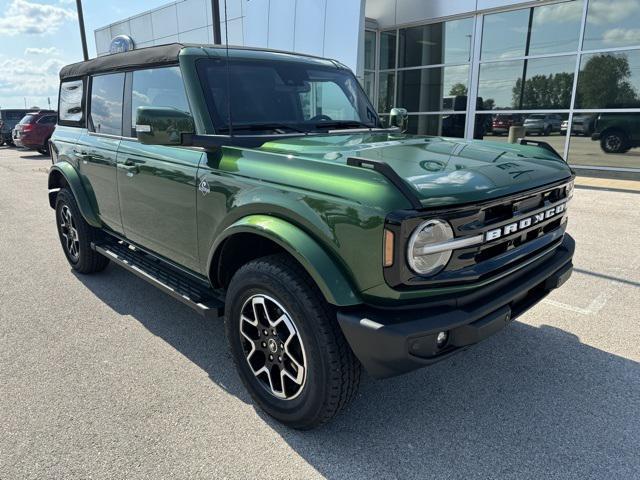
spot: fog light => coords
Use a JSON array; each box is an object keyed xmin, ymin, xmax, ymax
[{"xmin": 436, "ymin": 331, "xmax": 448, "ymax": 347}]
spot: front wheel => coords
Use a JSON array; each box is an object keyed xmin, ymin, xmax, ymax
[
  {"xmin": 55, "ymin": 189, "xmax": 109, "ymax": 273},
  {"xmin": 225, "ymin": 254, "xmax": 360, "ymax": 429}
]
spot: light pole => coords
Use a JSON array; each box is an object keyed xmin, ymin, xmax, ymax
[
  {"xmin": 211, "ymin": 0, "xmax": 221, "ymax": 44},
  {"xmin": 76, "ymin": 0, "xmax": 89, "ymax": 61}
]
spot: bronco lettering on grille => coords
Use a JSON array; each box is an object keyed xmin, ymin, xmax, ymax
[{"xmin": 484, "ymin": 202, "xmax": 567, "ymax": 242}]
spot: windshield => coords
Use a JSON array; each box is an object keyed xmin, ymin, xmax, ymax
[
  {"xmin": 527, "ymin": 114, "xmax": 546, "ymax": 120},
  {"xmin": 197, "ymin": 57, "xmax": 379, "ymax": 134}
]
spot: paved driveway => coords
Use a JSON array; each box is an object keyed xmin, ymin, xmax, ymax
[{"xmin": 1, "ymin": 146, "xmax": 639, "ymax": 479}]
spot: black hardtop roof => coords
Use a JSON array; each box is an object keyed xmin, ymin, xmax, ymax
[{"xmin": 59, "ymin": 43, "xmax": 342, "ymax": 81}]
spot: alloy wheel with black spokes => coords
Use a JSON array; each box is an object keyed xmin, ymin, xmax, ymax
[
  {"xmin": 240, "ymin": 294, "xmax": 307, "ymax": 400},
  {"xmin": 601, "ymin": 131, "xmax": 628, "ymax": 154},
  {"xmin": 225, "ymin": 254, "xmax": 361, "ymax": 429},
  {"xmin": 59, "ymin": 204, "xmax": 80, "ymax": 262},
  {"xmin": 54, "ymin": 188, "xmax": 109, "ymax": 274}
]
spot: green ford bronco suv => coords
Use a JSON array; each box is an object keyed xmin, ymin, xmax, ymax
[{"xmin": 49, "ymin": 44, "xmax": 575, "ymax": 429}]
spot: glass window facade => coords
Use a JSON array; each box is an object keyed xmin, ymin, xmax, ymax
[
  {"xmin": 369, "ymin": 0, "xmax": 640, "ymax": 170},
  {"xmin": 583, "ymin": 0, "xmax": 640, "ymax": 50},
  {"xmin": 576, "ymin": 49, "xmax": 640, "ymax": 109},
  {"xmin": 376, "ymin": 17, "xmax": 474, "ymax": 137},
  {"xmin": 398, "ymin": 18, "xmax": 473, "ymax": 67}
]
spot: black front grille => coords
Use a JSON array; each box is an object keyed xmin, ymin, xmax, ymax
[{"xmin": 383, "ymin": 179, "xmax": 573, "ymax": 289}]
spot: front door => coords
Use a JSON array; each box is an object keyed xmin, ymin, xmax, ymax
[{"xmin": 116, "ymin": 67, "xmax": 201, "ymax": 272}]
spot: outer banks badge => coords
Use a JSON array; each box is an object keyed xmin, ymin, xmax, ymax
[{"xmin": 199, "ymin": 179, "xmax": 210, "ymax": 196}]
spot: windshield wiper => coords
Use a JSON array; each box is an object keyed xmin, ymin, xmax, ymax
[
  {"xmin": 310, "ymin": 120, "xmax": 377, "ymax": 130},
  {"xmin": 218, "ymin": 123, "xmax": 310, "ymax": 134}
]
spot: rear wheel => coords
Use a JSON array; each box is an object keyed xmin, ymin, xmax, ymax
[
  {"xmin": 225, "ymin": 254, "xmax": 360, "ymax": 429},
  {"xmin": 600, "ymin": 130, "xmax": 630, "ymax": 154},
  {"xmin": 55, "ymin": 189, "xmax": 109, "ymax": 273},
  {"xmin": 38, "ymin": 139, "xmax": 51, "ymax": 156}
]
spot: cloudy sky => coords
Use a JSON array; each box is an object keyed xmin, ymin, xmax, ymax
[{"xmin": 0, "ymin": 0, "xmax": 168, "ymax": 109}]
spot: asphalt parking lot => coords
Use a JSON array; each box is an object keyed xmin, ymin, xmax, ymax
[{"xmin": 1, "ymin": 146, "xmax": 639, "ymax": 479}]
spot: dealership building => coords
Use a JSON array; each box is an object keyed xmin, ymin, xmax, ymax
[{"xmin": 95, "ymin": 0, "xmax": 640, "ymax": 173}]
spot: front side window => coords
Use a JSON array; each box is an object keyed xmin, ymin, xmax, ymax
[
  {"xmin": 59, "ymin": 80, "xmax": 84, "ymax": 123},
  {"xmin": 197, "ymin": 58, "xmax": 378, "ymax": 133},
  {"xmin": 131, "ymin": 66, "xmax": 191, "ymax": 136},
  {"xmin": 90, "ymin": 73, "xmax": 124, "ymax": 136}
]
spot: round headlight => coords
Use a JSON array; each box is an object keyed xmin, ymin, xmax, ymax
[{"xmin": 407, "ymin": 219, "xmax": 454, "ymax": 276}]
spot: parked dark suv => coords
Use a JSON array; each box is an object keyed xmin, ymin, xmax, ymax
[
  {"xmin": 0, "ymin": 109, "xmax": 30, "ymax": 145},
  {"xmin": 13, "ymin": 110, "xmax": 57, "ymax": 155},
  {"xmin": 591, "ymin": 113, "xmax": 640, "ymax": 154}
]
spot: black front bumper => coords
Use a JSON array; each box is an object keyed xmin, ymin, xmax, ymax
[{"xmin": 337, "ymin": 234, "xmax": 575, "ymax": 379}]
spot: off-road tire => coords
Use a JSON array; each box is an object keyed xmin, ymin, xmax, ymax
[
  {"xmin": 600, "ymin": 130, "xmax": 630, "ymax": 154},
  {"xmin": 55, "ymin": 188, "xmax": 109, "ymax": 274},
  {"xmin": 225, "ymin": 254, "xmax": 361, "ymax": 429},
  {"xmin": 38, "ymin": 139, "xmax": 51, "ymax": 156}
]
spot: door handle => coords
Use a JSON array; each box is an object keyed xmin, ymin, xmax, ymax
[
  {"xmin": 73, "ymin": 149, "xmax": 89, "ymax": 163},
  {"xmin": 119, "ymin": 158, "xmax": 141, "ymax": 177}
]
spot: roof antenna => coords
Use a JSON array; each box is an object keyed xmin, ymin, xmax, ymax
[{"xmin": 223, "ymin": 0, "xmax": 232, "ymax": 137}]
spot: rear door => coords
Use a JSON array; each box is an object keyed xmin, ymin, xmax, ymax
[
  {"xmin": 35, "ymin": 114, "xmax": 57, "ymax": 146},
  {"xmin": 116, "ymin": 66, "xmax": 202, "ymax": 272},
  {"xmin": 76, "ymin": 73, "xmax": 125, "ymax": 234}
]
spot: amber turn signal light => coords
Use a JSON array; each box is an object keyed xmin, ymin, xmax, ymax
[{"xmin": 383, "ymin": 229, "xmax": 394, "ymax": 267}]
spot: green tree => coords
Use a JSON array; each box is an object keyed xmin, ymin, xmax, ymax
[
  {"xmin": 575, "ymin": 54, "xmax": 638, "ymax": 108},
  {"xmin": 482, "ymin": 98, "xmax": 495, "ymax": 110},
  {"xmin": 512, "ymin": 72, "xmax": 574, "ymax": 109},
  {"xmin": 448, "ymin": 83, "xmax": 468, "ymax": 96}
]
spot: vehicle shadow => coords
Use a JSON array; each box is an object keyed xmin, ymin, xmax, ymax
[
  {"xmin": 74, "ymin": 264, "xmax": 640, "ymax": 479},
  {"xmin": 18, "ymin": 153, "xmax": 50, "ymax": 160}
]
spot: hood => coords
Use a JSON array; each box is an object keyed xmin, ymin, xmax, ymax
[{"xmin": 259, "ymin": 133, "xmax": 572, "ymax": 208}]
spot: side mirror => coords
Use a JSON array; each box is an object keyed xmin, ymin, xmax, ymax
[
  {"xmin": 135, "ymin": 106, "xmax": 195, "ymax": 146},
  {"xmin": 389, "ymin": 107, "xmax": 408, "ymax": 133}
]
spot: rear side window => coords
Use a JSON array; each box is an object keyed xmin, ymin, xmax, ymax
[
  {"xmin": 59, "ymin": 80, "xmax": 84, "ymax": 124},
  {"xmin": 38, "ymin": 115, "xmax": 57, "ymax": 125},
  {"xmin": 130, "ymin": 67, "xmax": 190, "ymax": 137},
  {"xmin": 90, "ymin": 73, "xmax": 124, "ymax": 136}
]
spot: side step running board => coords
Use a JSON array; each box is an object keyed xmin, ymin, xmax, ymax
[{"xmin": 92, "ymin": 240, "xmax": 224, "ymax": 319}]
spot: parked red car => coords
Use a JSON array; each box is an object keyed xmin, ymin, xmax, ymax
[
  {"xmin": 491, "ymin": 114, "xmax": 524, "ymax": 135},
  {"xmin": 12, "ymin": 110, "xmax": 57, "ymax": 155}
]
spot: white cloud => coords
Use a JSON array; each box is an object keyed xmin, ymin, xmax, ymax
[
  {"xmin": 602, "ymin": 27, "xmax": 640, "ymax": 46},
  {"xmin": 24, "ymin": 46, "xmax": 60, "ymax": 55},
  {"xmin": 0, "ymin": 0, "xmax": 75, "ymax": 36},
  {"xmin": 533, "ymin": 1, "xmax": 583, "ymax": 25},
  {"xmin": 587, "ymin": 0, "xmax": 640, "ymax": 26},
  {"xmin": 0, "ymin": 55, "xmax": 65, "ymax": 97}
]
